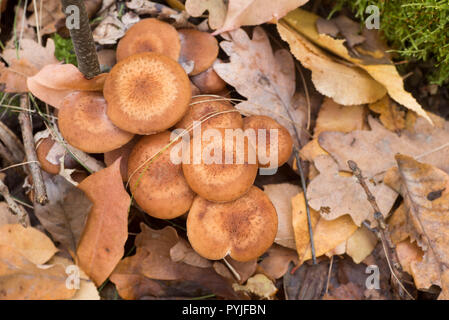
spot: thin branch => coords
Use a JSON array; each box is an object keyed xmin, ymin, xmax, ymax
[
  {"xmin": 347, "ymin": 160, "xmax": 414, "ymax": 300},
  {"xmin": 0, "ymin": 178, "xmax": 28, "ymax": 227},
  {"xmin": 18, "ymin": 95, "xmax": 48, "ymax": 204}
]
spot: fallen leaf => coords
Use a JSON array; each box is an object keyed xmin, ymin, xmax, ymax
[
  {"xmin": 369, "ymin": 96, "xmax": 406, "ymax": 132},
  {"xmin": 291, "ymin": 191, "xmax": 357, "ymax": 263},
  {"xmin": 396, "ymin": 240, "xmax": 423, "ymax": 275},
  {"xmin": 185, "ymin": 0, "xmax": 227, "ymax": 29},
  {"xmin": 283, "ymin": 261, "xmax": 328, "ymax": 300},
  {"xmin": 0, "ymin": 245, "xmax": 75, "ymax": 299},
  {"xmin": 214, "ymin": 27, "xmax": 306, "ymax": 146},
  {"xmin": 2, "ymin": 39, "xmax": 58, "ymax": 71},
  {"xmin": 214, "ymin": 0, "xmax": 309, "ymax": 34},
  {"xmin": 232, "ymin": 274, "xmax": 277, "ymax": 299},
  {"xmin": 170, "ymin": 238, "xmax": 212, "ymax": 268},
  {"xmin": 387, "ymin": 203, "xmax": 412, "ymax": 245},
  {"xmin": 0, "ymin": 202, "xmax": 30, "ymax": 226},
  {"xmin": 0, "ymin": 224, "xmax": 58, "ymax": 265},
  {"xmin": 26, "ymin": 0, "xmax": 65, "ymax": 36},
  {"xmin": 346, "ymin": 226, "xmax": 378, "ymax": 264},
  {"xmin": 306, "ymin": 155, "xmax": 397, "ymax": 226},
  {"xmin": 213, "ymin": 258, "xmax": 257, "ymax": 284},
  {"xmin": 277, "ymin": 22, "xmax": 386, "ymax": 106},
  {"xmin": 323, "ymin": 282, "xmax": 364, "ymax": 300},
  {"xmin": 258, "ymin": 244, "xmax": 298, "ymax": 279},
  {"xmin": 263, "ymin": 183, "xmax": 301, "ymax": 249},
  {"xmin": 76, "ymin": 159, "xmax": 130, "ymax": 286},
  {"xmin": 0, "ymin": 59, "xmax": 37, "ymax": 92},
  {"xmin": 34, "ymin": 174, "xmax": 92, "ymax": 254}
]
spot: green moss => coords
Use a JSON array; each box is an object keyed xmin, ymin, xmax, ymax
[
  {"xmin": 52, "ymin": 33, "xmax": 77, "ymax": 66},
  {"xmin": 333, "ymin": 0, "xmax": 449, "ymax": 85}
]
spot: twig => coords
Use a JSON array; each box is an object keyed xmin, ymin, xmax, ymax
[
  {"xmin": 347, "ymin": 160, "xmax": 414, "ymax": 300},
  {"xmin": 325, "ymin": 255, "xmax": 334, "ymax": 295},
  {"xmin": 61, "ymin": 0, "xmax": 100, "ymax": 79},
  {"xmin": 0, "ymin": 177, "xmax": 28, "ymax": 227},
  {"xmin": 18, "ymin": 95, "xmax": 48, "ymax": 204}
]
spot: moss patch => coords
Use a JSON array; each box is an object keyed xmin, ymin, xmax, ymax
[{"xmin": 52, "ymin": 33, "xmax": 77, "ymax": 66}]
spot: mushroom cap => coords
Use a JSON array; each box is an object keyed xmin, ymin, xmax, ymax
[
  {"xmin": 182, "ymin": 128, "xmax": 258, "ymax": 202},
  {"xmin": 178, "ymin": 29, "xmax": 219, "ymax": 75},
  {"xmin": 127, "ymin": 131, "xmax": 195, "ymax": 219},
  {"xmin": 104, "ymin": 136, "xmax": 140, "ymax": 182},
  {"xmin": 58, "ymin": 91, "xmax": 134, "ymax": 153},
  {"xmin": 191, "ymin": 66, "xmax": 226, "ymax": 94},
  {"xmin": 116, "ymin": 18, "xmax": 181, "ymax": 62},
  {"xmin": 187, "ymin": 186, "xmax": 278, "ymax": 262},
  {"xmin": 175, "ymin": 96, "xmax": 242, "ymax": 134},
  {"xmin": 243, "ymin": 115, "xmax": 293, "ymax": 168},
  {"xmin": 36, "ymin": 137, "xmax": 78, "ymax": 175},
  {"xmin": 103, "ymin": 52, "xmax": 191, "ymax": 135}
]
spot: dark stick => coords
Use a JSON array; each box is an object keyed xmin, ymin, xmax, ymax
[
  {"xmin": 18, "ymin": 95, "xmax": 48, "ymax": 205},
  {"xmin": 61, "ymin": 0, "xmax": 100, "ymax": 79}
]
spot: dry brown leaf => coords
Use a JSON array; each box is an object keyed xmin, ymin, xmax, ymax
[
  {"xmin": 232, "ymin": 274, "xmax": 277, "ymax": 299},
  {"xmin": 0, "ymin": 202, "xmax": 30, "ymax": 226},
  {"xmin": 0, "ymin": 59, "xmax": 38, "ymax": 92},
  {"xmin": 369, "ymin": 96, "xmax": 406, "ymax": 132},
  {"xmin": 76, "ymin": 159, "xmax": 130, "ymax": 286},
  {"xmin": 213, "ymin": 258, "xmax": 257, "ymax": 284},
  {"xmin": 346, "ymin": 226, "xmax": 378, "ymax": 264},
  {"xmin": 396, "ymin": 240, "xmax": 423, "ymax": 275},
  {"xmin": 214, "ymin": 0, "xmax": 309, "ymax": 34},
  {"xmin": 277, "ymin": 22, "xmax": 386, "ymax": 106},
  {"xmin": 0, "ymin": 245, "xmax": 75, "ymax": 299},
  {"xmin": 394, "ymin": 154, "xmax": 449, "ymax": 298},
  {"xmin": 291, "ymin": 191, "xmax": 357, "ymax": 263},
  {"xmin": 281, "ymin": 9, "xmax": 430, "ymax": 122},
  {"xmin": 185, "ymin": 0, "xmax": 227, "ymax": 29},
  {"xmin": 2, "ymin": 39, "xmax": 58, "ymax": 71},
  {"xmin": 34, "ymin": 174, "xmax": 92, "ymax": 255},
  {"xmin": 214, "ymin": 27, "xmax": 306, "ymax": 147},
  {"xmin": 170, "ymin": 238, "xmax": 212, "ymax": 268},
  {"xmin": 258, "ymin": 244, "xmax": 298, "ymax": 280},
  {"xmin": 263, "ymin": 183, "xmax": 301, "ymax": 249},
  {"xmin": 387, "ymin": 203, "xmax": 411, "ymax": 245},
  {"xmin": 0, "ymin": 224, "xmax": 58, "ymax": 265},
  {"xmin": 26, "ymin": 0, "xmax": 65, "ymax": 35},
  {"xmin": 323, "ymin": 282, "xmax": 365, "ymax": 300},
  {"xmin": 307, "ymin": 155, "xmax": 397, "ymax": 226}
]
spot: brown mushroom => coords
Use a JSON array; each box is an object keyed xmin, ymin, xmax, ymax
[
  {"xmin": 187, "ymin": 186, "xmax": 278, "ymax": 262},
  {"xmin": 127, "ymin": 131, "xmax": 195, "ymax": 219},
  {"xmin": 116, "ymin": 18, "xmax": 181, "ymax": 62},
  {"xmin": 178, "ymin": 29, "xmax": 219, "ymax": 75},
  {"xmin": 104, "ymin": 137, "xmax": 140, "ymax": 182},
  {"xmin": 103, "ymin": 52, "xmax": 191, "ymax": 135},
  {"xmin": 182, "ymin": 128, "xmax": 258, "ymax": 202},
  {"xmin": 190, "ymin": 65, "xmax": 226, "ymax": 94},
  {"xmin": 243, "ymin": 115, "xmax": 293, "ymax": 168},
  {"xmin": 175, "ymin": 96, "xmax": 243, "ymax": 134},
  {"xmin": 36, "ymin": 137, "xmax": 78, "ymax": 175},
  {"xmin": 58, "ymin": 91, "xmax": 134, "ymax": 153}
]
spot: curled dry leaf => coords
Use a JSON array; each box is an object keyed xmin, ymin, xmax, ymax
[
  {"xmin": 0, "ymin": 224, "xmax": 58, "ymax": 265},
  {"xmin": 76, "ymin": 158, "xmax": 130, "ymax": 286},
  {"xmin": 232, "ymin": 274, "xmax": 278, "ymax": 299},
  {"xmin": 258, "ymin": 245, "xmax": 299, "ymax": 280},
  {"xmin": 214, "ymin": 27, "xmax": 306, "ymax": 146},
  {"xmin": 369, "ymin": 96, "xmax": 406, "ymax": 132},
  {"xmin": 394, "ymin": 154, "xmax": 449, "ymax": 299},
  {"xmin": 170, "ymin": 238, "xmax": 212, "ymax": 268},
  {"xmin": 263, "ymin": 183, "xmax": 301, "ymax": 249},
  {"xmin": 34, "ymin": 174, "xmax": 92, "ymax": 255},
  {"xmin": 291, "ymin": 191, "xmax": 357, "ymax": 263},
  {"xmin": 0, "ymin": 245, "xmax": 75, "ymax": 300}
]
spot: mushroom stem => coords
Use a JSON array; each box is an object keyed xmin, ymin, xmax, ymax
[
  {"xmin": 18, "ymin": 95, "xmax": 48, "ymax": 205},
  {"xmin": 222, "ymin": 257, "xmax": 241, "ymax": 283},
  {"xmin": 61, "ymin": 0, "xmax": 100, "ymax": 79}
]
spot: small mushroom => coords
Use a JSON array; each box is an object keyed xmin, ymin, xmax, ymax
[
  {"xmin": 190, "ymin": 65, "xmax": 226, "ymax": 94},
  {"xmin": 182, "ymin": 128, "xmax": 258, "ymax": 202},
  {"xmin": 104, "ymin": 137, "xmax": 140, "ymax": 182},
  {"xmin": 36, "ymin": 137, "xmax": 78, "ymax": 175},
  {"xmin": 103, "ymin": 52, "xmax": 191, "ymax": 135},
  {"xmin": 127, "ymin": 131, "xmax": 195, "ymax": 219},
  {"xmin": 175, "ymin": 96, "xmax": 243, "ymax": 134},
  {"xmin": 58, "ymin": 91, "xmax": 134, "ymax": 153},
  {"xmin": 243, "ymin": 115, "xmax": 293, "ymax": 168},
  {"xmin": 187, "ymin": 186, "xmax": 278, "ymax": 262},
  {"xmin": 116, "ymin": 18, "xmax": 181, "ymax": 62},
  {"xmin": 178, "ymin": 29, "xmax": 219, "ymax": 75}
]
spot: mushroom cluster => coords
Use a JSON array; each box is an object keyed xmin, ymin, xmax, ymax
[{"xmin": 39, "ymin": 18, "xmax": 294, "ymax": 263}]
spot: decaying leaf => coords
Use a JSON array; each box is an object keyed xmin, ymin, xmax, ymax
[
  {"xmin": 263, "ymin": 183, "xmax": 301, "ymax": 249},
  {"xmin": 214, "ymin": 27, "xmax": 306, "ymax": 147},
  {"xmin": 258, "ymin": 244, "xmax": 298, "ymax": 280},
  {"xmin": 170, "ymin": 238, "xmax": 212, "ymax": 268},
  {"xmin": 0, "ymin": 224, "xmax": 58, "ymax": 265},
  {"xmin": 185, "ymin": 0, "xmax": 227, "ymax": 29},
  {"xmin": 291, "ymin": 191, "xmax": 357, "ymax": 263},
  {"xmin": 0, "ymin": 245, "xmax": 75, "ymax": 299},
  {"xmin": 369, "ymin": 96, "xmax": 406, "ymax": 132},
  {"xmin": 213, "ymin": 258, "xmax": 257, "ymax": 284},
  {"xmin": 0, "ymin": 202, "xmax": 30, "ymax": 226},
  {"xmin": 232, "ymin": 274, "xmax": 277, "ymax": 299},
  {"xmin": 323, "ymin": 282, "xmax": 365, "ymax": 300},
  {"xmin": 76, "ymin": 159, "xmax": 130, "ymax": 286},
  {"xmin": 395, "ymin": 240, "xmax": 423, "ymax": 275},
  {"xmin": 346, "ymin": 226, "xmax": 378, "ymax": 264},
  {"xmin": 34, "ymin": 174, "xmax": 92, "ymax": 254}
]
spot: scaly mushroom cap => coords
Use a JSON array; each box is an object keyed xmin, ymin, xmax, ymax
[
  {"xmin": 175, "ymin": 96, "xmax": 242, "ymax": 134},
  {"xmin": 182, "ymin": 128, "xmax": 258, "ymax": 202},
  {"xmin": 116, "ymin": 18, "xmax": 181, "ymax": 62},
  {"xmin": 104, "ymin": 137, "xmax": 140, "ymax": 182},
  {"xmin": 243, "ymin": 115, "xmax": 293, "ymax": 168},
  {"xmin": 36, "ymin": 137, "xmax": 78, "ymax": 175},
  {"xmin": 127, "ymin": 131, "xmax": 195, "ymax": 219},
  {"xmin": 103, "ymin": 52, "xmax": 191, "ymax": 134},
  {"xmin": 191, "ymin": 65, "xmax": 226, "ymax": 94},
  {"xmin": 58, "ymin": 91, "xmax": 134, "ymax": 153},
  {"xmin": 178, "ymin": 29, "xmax": 219, "ymax": 75},
  {"xmin": 187, "ymin": 186, "xmax": 278, "ymax": 261}
]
